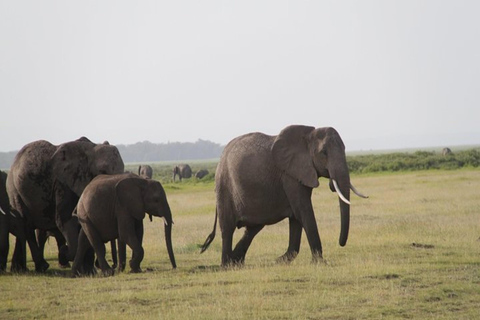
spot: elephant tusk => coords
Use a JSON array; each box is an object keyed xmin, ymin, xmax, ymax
[
  {"xmin": 332, "ymin": 179, "xmax": 351, "ymax": 205},
  {"xmin": 350, "ymin": 184, "xmax": 369, "ymax": 198},
  {"xmin": 162, "ymin": 216, "xmax": 168, "ymax": 226},
  {"xmin": 0, "ymin": 205, "xmax": 7, "ymax": 216}
]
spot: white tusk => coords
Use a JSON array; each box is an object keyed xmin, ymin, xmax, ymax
[
  {"xmin": 332, "ymin": 179, "xmax": 351, "ymax": 205},
  {"xmin": 0, "ymin": 205, "xmax": 7, "ymax": 216},
  {"xmin": 162, "ymin": 216, "xmax": 168, "ymax": 226},
  {"xmin": 350, "ymin": 184, "xmax": 369, "ymax": 198}
]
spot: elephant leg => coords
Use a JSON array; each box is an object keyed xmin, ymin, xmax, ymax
[
  {"xmin": 51, "ymin": 230, "xmax": 69, "ymax": 268},
  {"xmin": 11, "ymin": 236, "xmax": 27, "ymax": 272},
  {"xmin": 10, "ymin": 203, "xmax": 29, "ymax": 272},
  {"xmin": 277, "ymin": 217, "xmax": 303, "ymax": 263},
  {"xmin": 35, "ymin": 229, "xmax": 47, "ymax": 254},
  {"xmin": 220, "ymin": 223, "xmax": 235, "ymax": 267},
  {"xmin": 82, "ymin": 221, "xmax": 113, "ymax": 276},
  {"xmin": 110, "ymin": 240, "xmax": 118, "ymax": 269},
  {"xmin": 303, "ymin": 218, "xmax": 322, "ymax": 262},
  {"xmin": 117, "ymin": 239, "xmax": 127, "ymax": 272},
  {"xmin": 26, "ymin": 227, "xmax": 49, "ymax": 272},
  {"xmin": 231, "ymin": 225, "xmax": 264, "ymax": 264},
  {"xmin": 119, "ymin": 217, "xmax": 144, "ymax": 273},
  {"xmin": 72, "ymin": 228, "xmax": 96, "ymax": 276},
  {"xmin": 284, "ymin": 179, "xmax": 323, "ymax": 262},
  {"xmin": 126, "ymin": 219, "xmax": 144, "ymax": 273},
  {"xmin": 72, "ymin": 228, "xmax": 88, "ymax": 276},
  {"xmin": 0, "ymin": 216, "xmax": 9, "ymax": 272}
]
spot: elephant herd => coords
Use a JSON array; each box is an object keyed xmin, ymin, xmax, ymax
[{"xmin": 0, "ymin": 125, "xmax": 367, "ymax": 277}]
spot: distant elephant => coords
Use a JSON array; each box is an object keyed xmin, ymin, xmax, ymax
[
  {"xmin": 195, "ymin": 169, "xmax": 209, "ymax": 179},
  {"xmin": 5, "ymin": 137, "xmax": 124, "ymax": 272},
  {"xmin": 173, "ymin": 164, "xmax": 192, "ymax": 182},
  {"xmin": 442, "ymin": 147, "xmax": 453, "ymax": 156},
  {"xmin": 201, "ymin": 125, "xmax": 368, "ymax": 266},
  {"xmin": 138, "ymin": 165, "xmax": 153, "ymax": 179},
  {"xmin": 72, "ymin": 173, "xmax": 176, "ymax": 276}
]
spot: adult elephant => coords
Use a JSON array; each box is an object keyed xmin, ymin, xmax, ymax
[
  {"xmin": 201, "ymin": 125, "xmax": 368, "ymax": 266},
  {"xmin": 173, "ymin": 164, "xmax": 192, "ymax": 182},
  {"xmin": 6, "ymin": 137, "xmax": 124, "ymax": 272},
  {"xmin": 72, "ymin": 173, "xmax": 176, "ymax": 276},
  {"xmin": 138, "ymin": 165, "xmax": 153, "ymax": 179}
]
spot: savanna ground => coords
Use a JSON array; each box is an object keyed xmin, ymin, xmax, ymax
[{"xmin": 1, "ymin": 169, "xmax": 479, "ymax": 319}]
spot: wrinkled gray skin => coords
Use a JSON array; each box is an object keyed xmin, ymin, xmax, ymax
[
  {"xmin": 138, "ymin": 165, "xmax": 153, "ymax": 179},
  {"xmin": 173, "ymin": 164, "xmax": 192, "ymax": 182},
  {"xmin": 202, "ymin": 125, "xmax": 361, "ymax": 266},
  {"xmin": 195, "ymin": 169, "xmax": 209, "ymax": 179},
  {"xmin": 6, "ymin": 137, "xmax": 124, "ymax": 272},
  {"xmin": 72, "ymin": 174, "xmax": 176, "ymax": 276}
]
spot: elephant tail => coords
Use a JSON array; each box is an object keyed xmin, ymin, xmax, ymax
[{"xmin": 200, "ymin": 208, "xmax": 217, "ymax": 253}]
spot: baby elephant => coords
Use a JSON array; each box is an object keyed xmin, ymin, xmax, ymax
[{"xmin": 72, "ymin": 173, "xmax": 176, "ymax": 276}]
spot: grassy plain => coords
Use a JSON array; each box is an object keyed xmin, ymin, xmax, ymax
[{"xmin": 1, "ymin": 169, "xmax": 479, "ymax": 319}]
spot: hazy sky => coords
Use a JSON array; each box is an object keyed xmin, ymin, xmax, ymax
[{"xmin": 1, "ymin": 1, "xmax": 479, "ymax": 152}]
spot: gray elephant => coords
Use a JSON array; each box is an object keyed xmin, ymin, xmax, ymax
[
  {"xmin": 195, "ymin": 169, "xmax": 209, "ymax": 179},
  {"xmin": 201, "ymin": 125, "xmax": 368, "ymax": 266},
  {"xmin": 72, "ymin": 173, "xmax": 176, "ymax": 276},
  {"xmin": 173, "ymin": 164, "xmax": 192, "ymax": 182},
  {"xmin": 138, "ymin": 165, "xmax": 153, "ymax": 179},
  {"xmin": 5, "ymin": 137, "xmax": 124, "ymax": 272}
]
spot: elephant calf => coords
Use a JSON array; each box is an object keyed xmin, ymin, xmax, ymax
[{"xmin": 72, "ymin": 173, "xmax": 176, "ymax": 276}]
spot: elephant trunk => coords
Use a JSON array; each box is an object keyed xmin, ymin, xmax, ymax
[
  {"xmin": 163, "ymin": 209, "xmax": 176, "ymax": 269},
  {"xmin": 329, "ymin": 165, "xmax": 351, "ymax": 247},
  {"xmin": 338, "ymin": 189, "xmax": 350, "ymax": 247}
]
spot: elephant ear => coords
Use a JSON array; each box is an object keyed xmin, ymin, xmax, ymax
[
  {"xmin": 271, "ymin": 125, "xmax": 319, "ymax": 188},
  {"xmin": 115, "ymin": 177, "xmax": 146, "ymax": 220},
  {"xmin": 51, "ymin": 142, "xmax": 93, "ymax": 196}
]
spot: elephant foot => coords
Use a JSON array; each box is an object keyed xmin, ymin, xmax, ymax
[
  {"xmin": 276, "ymin": 251, "xmax": 298, "ymax": 264},
  {"xmin": 129, "ymin": 267, "xmax": 143, "ymax": 274},
  {"xmin": 221, "ymin": 257, "xmax": 245, "ymax": 269},
  {"xmin": 72, "ymin": 263, "xmax": 97, "ymax": 277},
  {"xmin": 102, "ymin": 268, "xmax": 115, "ymax": 277},
  {"xmin": 35, "ymin": 260, "xmax": 50, "ymax": 273},
  {"xmin": 11, "ymin": 263, "xmax": 28, "ymax": 273},
  {"xmin": 59, "ymin": 262, "xmax": 71, "ymax": 268},
  {"xmin": 118, "ymin": 262, "xmax": 126, "ymax": 272},
  {"xmin": 311, "ymin": 254, "xmax": 325, "ymax": 265},
  {"xmin": 58, "ymin": 252, "xmax": 69, "ymax": 268}
]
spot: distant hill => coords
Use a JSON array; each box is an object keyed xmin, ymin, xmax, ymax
[{"xmin": 0, "ymin": 139, "xmax": 224, "ymax": 170}]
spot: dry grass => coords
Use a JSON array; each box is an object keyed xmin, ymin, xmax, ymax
[{"xmin": 1, "ymin": 170, "xmax": 479, "ymax": 319}]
